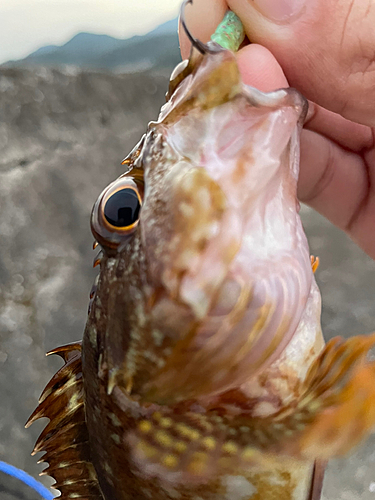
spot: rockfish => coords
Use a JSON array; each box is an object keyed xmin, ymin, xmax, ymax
[{"xmin": 27, "ymin": 12, "xmax": 375, "ymax": 500}]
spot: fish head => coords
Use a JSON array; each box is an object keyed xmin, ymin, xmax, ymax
[{"xmin": 88, "ymin": 46, "xmax": 314, "ymax": 404}]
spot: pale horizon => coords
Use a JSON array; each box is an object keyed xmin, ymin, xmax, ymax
[{"xmin": 0, "ymin": 0, "xmax": 180, "ymax": 64}]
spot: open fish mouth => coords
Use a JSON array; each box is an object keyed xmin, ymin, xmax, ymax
[
  {"xmin": 136, "ymin": 50, "xmax": 312, "ymax": 404},
  {"xmin": 161, "ymin": 84, "xmax": 309, "ymax": 313}
]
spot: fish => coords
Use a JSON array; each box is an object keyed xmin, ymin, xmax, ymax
[{"xmin": 27, "ymin": 9, "xmax": 375, "ymax": 500}]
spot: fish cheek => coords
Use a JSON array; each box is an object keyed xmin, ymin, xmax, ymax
[
  {"xmin": 104, "ymin": 282, "xmax": 133, "ymax": 389},
  {"xmin": 144, "ymin": 164, "xmax": 228, "ymax": 306}
]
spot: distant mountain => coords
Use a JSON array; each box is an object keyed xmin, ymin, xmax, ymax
[
  {"xmin": 30, "ymin": 44, "xmax": 58, "ymax": 56},
  {"xmin": 57, "ymin": 33, "xmax": 124, "ymax": 57},
  {"xmin": 148, "ymin": 18, "xmax": 178, "ymax": 36},
  {"xmin": 4, "ymin": 18, "xmax": 180, "ymax": 72}
]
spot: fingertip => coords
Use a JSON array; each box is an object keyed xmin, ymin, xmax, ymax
[
  {"xmin": 236, "ymin": 44, "xmax": 289, "ymax": 91},
  {"xmin": 178, "ymin": 0, "xmax": 228, "ymax": 60},
  {"xmin": 179, "ymin": 20, "xmax": 191, "ymax": 61}
]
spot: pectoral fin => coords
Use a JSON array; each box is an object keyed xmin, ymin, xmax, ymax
[{"xmin": 282, "ymin": 333, "xmax": 375, "ymax": 460}]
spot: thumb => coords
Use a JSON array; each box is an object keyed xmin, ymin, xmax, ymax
[{"xmin": 227, "ymin": 0, "xmax": 375, "ymax": 126}]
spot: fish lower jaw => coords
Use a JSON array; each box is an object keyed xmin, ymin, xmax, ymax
[{"xmin": 239, "ymin": 280, "xmax": 324, "ymax": 416}]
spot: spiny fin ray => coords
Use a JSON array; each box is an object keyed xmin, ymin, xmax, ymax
[{"xmin": 27, "ymin": 342, "xmax": 103, "ymax": 500}]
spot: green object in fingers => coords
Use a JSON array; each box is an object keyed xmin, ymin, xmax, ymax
[{"xmin": 211, "ymin": 11, "xmax": 245, "ymax": 52}]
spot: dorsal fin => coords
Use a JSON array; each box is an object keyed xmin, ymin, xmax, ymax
[{"xmin": 26, "ymin": 342, "xmax": 103, "ymax": 500}]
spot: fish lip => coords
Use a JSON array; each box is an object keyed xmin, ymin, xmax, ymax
[
  {"xmin": 242, "ymin": 85, "xmax": 308, "ymax": 126},
  {"xmin": 160, "ymin": 57, "xmax": 308, "ymax": 131}
]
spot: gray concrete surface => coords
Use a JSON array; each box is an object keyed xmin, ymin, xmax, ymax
[{"xmin": 0, "ymin": 66, "xmax": 374, "ymax": 499}]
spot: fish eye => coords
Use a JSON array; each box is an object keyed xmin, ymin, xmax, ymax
[
  {"xmin": 91, "ymin": 176, "xmax": 143, "ymax": 249},
  {"xmin": 104, "ymin": 187, "xmax": 141, "ymax": 229}
]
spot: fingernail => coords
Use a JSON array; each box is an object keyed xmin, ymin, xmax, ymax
[{"xmin": 251, "ymin": 0, "xmax": 306, "ymax": 22}]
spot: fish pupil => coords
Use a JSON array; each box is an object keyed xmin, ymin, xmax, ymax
[{"xmin": 104, "ymin": 189, "xmax": 140, "ymax": 228}]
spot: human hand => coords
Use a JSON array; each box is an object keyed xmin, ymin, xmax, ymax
[{"xmin": 179, "ymin": 0, "xmax": 375, "ymax": 260}]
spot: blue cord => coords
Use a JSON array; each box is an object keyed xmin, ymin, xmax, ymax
[{"xmin": 0, "ymin": 460, "xmax": 55, "ymax": 499}]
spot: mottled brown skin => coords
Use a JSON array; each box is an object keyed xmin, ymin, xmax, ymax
[{"xmin": 29, "ymin": 43, "xmax": 375, "ymax": 500}]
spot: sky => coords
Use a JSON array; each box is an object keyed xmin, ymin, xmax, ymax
[{"xmin": 0, "ymin": 0, "xmax": 181, "ymax": 63}]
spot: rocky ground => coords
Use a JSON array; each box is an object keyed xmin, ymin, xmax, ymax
[{"xmin": 0, "ymin": 66, "xmax": 374, "ymax": 499}]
